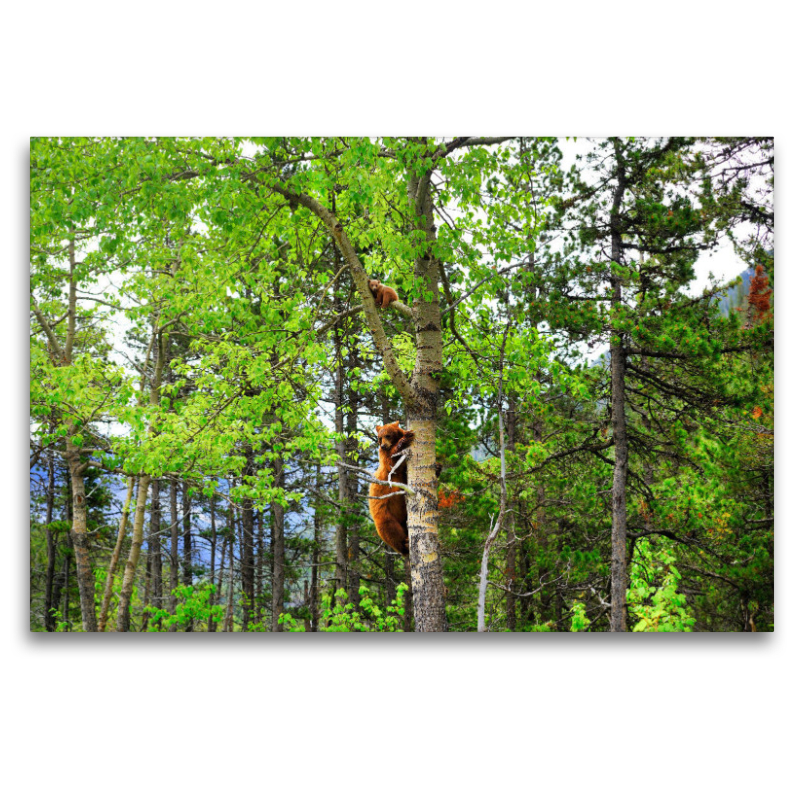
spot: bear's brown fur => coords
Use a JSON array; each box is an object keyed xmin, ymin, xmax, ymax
[
  {"xmin": 369, "ymin": 421, "xmax": 415, "ymax": 556},
  {"xmin": 368, "ymin": 279, "xmax": 400, "ymax": 309}
]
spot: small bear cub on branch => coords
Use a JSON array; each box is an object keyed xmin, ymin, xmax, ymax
[
  {"xmin": 369, "ymin": 421, "xmax": 415, "ymax": 556},
  {"xmin": 368, "ymin": 278, "xmax": 400, "ymax": 309}
]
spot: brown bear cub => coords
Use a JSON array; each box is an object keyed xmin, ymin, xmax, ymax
[
  {"xmin": 369, "ymin": 421, "xmax": 415, "ymax": 556},
  {"xmin": 368, "ymin": 279, "xmax": 400, "ymax": 309}
]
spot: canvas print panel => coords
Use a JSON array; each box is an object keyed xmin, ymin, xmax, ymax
[{"xmin": 29, "ymin": 137, "xmax": 773, "ymax": 632}]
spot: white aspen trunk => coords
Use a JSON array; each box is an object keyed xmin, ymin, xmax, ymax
[{"xmin": 98, "ymin": 476, "xmax": 136, "ymax": 632}]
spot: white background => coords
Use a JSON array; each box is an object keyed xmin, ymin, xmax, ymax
[{"xmin": 4, "ymin": 3, "xmax": 795, "ymax": 799}]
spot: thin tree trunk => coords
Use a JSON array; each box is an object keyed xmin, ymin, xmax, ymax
[
  {"xmin": 150, "ymin": 479, "xmax": 163, "ymax": 627},
  {"xmin": 116, "ymin": 328, "xmax": 165, "ymax": 633},
  {"xmin": 216, "ymin": 533, "xmax": 227, "ymax": 622},
  {"xmin": 256, "ymin": 508, "xmax": 264, "ymax": 626},
  {"xmin": 241, "ymin": 450, "xmax": 255, "ymax": 629},
  {"xmin": 43, "ymin": 455, "xmax": 57, "ymax": 631},
  {"xmin": 403, "ymin": 558, "xmax": 414, "ymax": 633},
  {"xmin": 99, "ymin": 477, "xmax": 136, "ymax": 632},
  {"xmin": 116, "ymin": 476, "xmax": 153, "ymax": 632},
  {"xmin": 609, "ymin": 139, "xmax": 629, "ymax": 633},
  {"xmin": 224, "ymin": 499, "xmax": 235, "ymax": 632},
  {"xmin": 311, "ymin": 465, "xmax": 322, "ymax": 632},
  {"xmin": 346, "ymin": 347, "xmax": 361, "ymax": 609},
  {"xmin": 478, "ymin": 324, "xmax": 511, "ymax": 633},
  {"xmin": 62, "ymin": 549, "xmax": 71, "ymax": 630},
  {"xmin": 505, "ymin": 395, "xmax": 517, "ymax": 631},
  {"xmin": 169, "ymin": 479, "xmax": 179, "ymax": 630},
  {"xmin": 333, "ymin": 317, "xmax": 349, "ymax": 601},
  {"xmin": 65, "ymin": 446, "xmax": 98, "ymax": 631},
  {"xmin": 271, "ymin": 455, "xmax": 285, "ymax": 632},
  {"xmin": 60, "ymin": 238, "xmax": 98, "ymax": 631},
  {"xmin": 182, "ymin": 481, "xmax": 192, "ymax": 591},
  {"xmin": 208, "ymin": 494, "xmax": 217, "ymax": 632}
]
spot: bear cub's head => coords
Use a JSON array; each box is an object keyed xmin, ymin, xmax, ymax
[{"xmin": 375, "ymin": 421, "xmax": 406, "ymax": 452}]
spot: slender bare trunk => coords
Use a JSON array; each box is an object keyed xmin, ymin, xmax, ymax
[
  {"xmin": 169, "ymin": 480, "xmax": 179, "ymax": 630},
  {"xmin": 241, "ymin": 450, "xmax": 255, "ymax": 629},
  {"xmin": 505, "ymin": 396, "xmax": 517, "ymax": 631},
  {"xmin": 216, "ymin": 533, "xmax": 227, "ymax": 622},
  {"xmin": 403, "ymin": 558, "xmax": 414, "ymax": 632},
  {"xmin": 182, "ymin": 481, "xmax": 192, "ymax": 593},
  {"xmin": 98, "ymin": 476, "xmax": 136, "ymax": 631},
  {"xmin": 43, "ymin": 455, "xmax": 57, "ymax": 631},
  {"xmin": 116, "ymin": 476, "xmax": 153, "ymax": 632},
  {"xmin": 346, "ymin": 348, "xmax": 361, "ymax": 609},
  {"xmin": 62, "ymin": 549, "xmax": 71, "ymax": 630},
  {"xmin": 271, "ymin": 456, "xmax": 285, "ymax": 631},
  {"xmin": 609, "ymin": 139, "xmax": 629, "ymax": 633},
  {"xmin": 478, "ymin": 324, "xmax": 511, "ymax": 633},
  {"xmin": 333, "ymin": 323, "xmax": 349, "ymax": 600},
  {"xmin": 208, "ymin": 494, "xmax": 217, "ymax": 632},
  {"xmin": 224, "ymin": 500, "xmax": 236, "ymax": 632},
  {"xmin": 256, "ymin": 509, "xmax": 264, "ymax": 625},
  {"xmin": 150, "ymin": 479, "xmax": 162, "ymax": 626},
  {"xmin": 311, "ymin": 465, "xmax": 321, "ymax": 632}
]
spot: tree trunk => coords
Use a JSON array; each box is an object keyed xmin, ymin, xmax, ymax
[
  {"xmin": 116, "ymin": 476, "xmax": 153, "ymax": 632},
  {"xmin": 333, "ymin": 318, "xmax": 350, "ymax": 601},
  {"xmin": 404, "ymin": 162, "xmax": 447, "ymax": 632},
  {"xmin": 182, "ymin": 481, "xmax": 192, "ymax": 592},
  {"xmin": 609, "ymin": 139, "xmax": 629, "ymax": 633},
  {"xmin": 208, "ymin": 494, "xmax": 217, "ymax": 632},
  {"xmin": 150, "ymin": 479, "xmax": 163, "ymax": 625},
  {"xmin": 65, "ymin": 445, "xmax": 98, "ymax": 632},
  {"xmin": 169, "ymin": 480, "xmax": 179, "ymax": 630},
  {"xmin": 505, "ymin": 396, "xmax": 517, "ymax": 631},
  {"xmin": 216, "ymin": 530, "xmax": 227, "ymax": 627},
  {"xmin": 256, "ymin": 509, "xmax": 265, "ymax": 626},
  {"xmin": 241, "ymin": 450, "xmax": 255, "ymax": 630},
  {"xmin": 43, "ymin": 455, "xmax": 57, "ymax": 631},
  {"xmin": 62, "ymin": 549, "xmax": 71, "ymax": 630},
  {"xmin": 346, "ymin": 347, "xmax": 361, "ymax": 610},
  {"xmin": 403, "ymin": 558, "xmax": 414, "ymax": 632},
  {"xmin": 271, "ymin": 455, "xmax": 285, "ymax": 632},
  {"xmin": 99, "ymin": 477, "xmax": 136, "ymax": 632},
  {"xmin": 224, "ymin": 500, "xmax": 236, "ymax": 632}
]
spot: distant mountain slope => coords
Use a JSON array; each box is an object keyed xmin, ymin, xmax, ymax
[{"xmin": 716, "ymin": 267, "xmax": 755, "ymax": 317}]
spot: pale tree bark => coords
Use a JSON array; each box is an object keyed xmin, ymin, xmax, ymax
[
  {"xmin": 98, "ymin": 476, "xmax": 135, "ymax": 632},
  {"xmin": 116, "ymin": 474, "xmax": 152, "ymax": 632},
  {"xmin": 477, "ymin": 323, "xmax": 511, "ymax": 633},
  {"xmin": 609, "ymin": 139, "xmax": 629, "ymax": 633}
]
